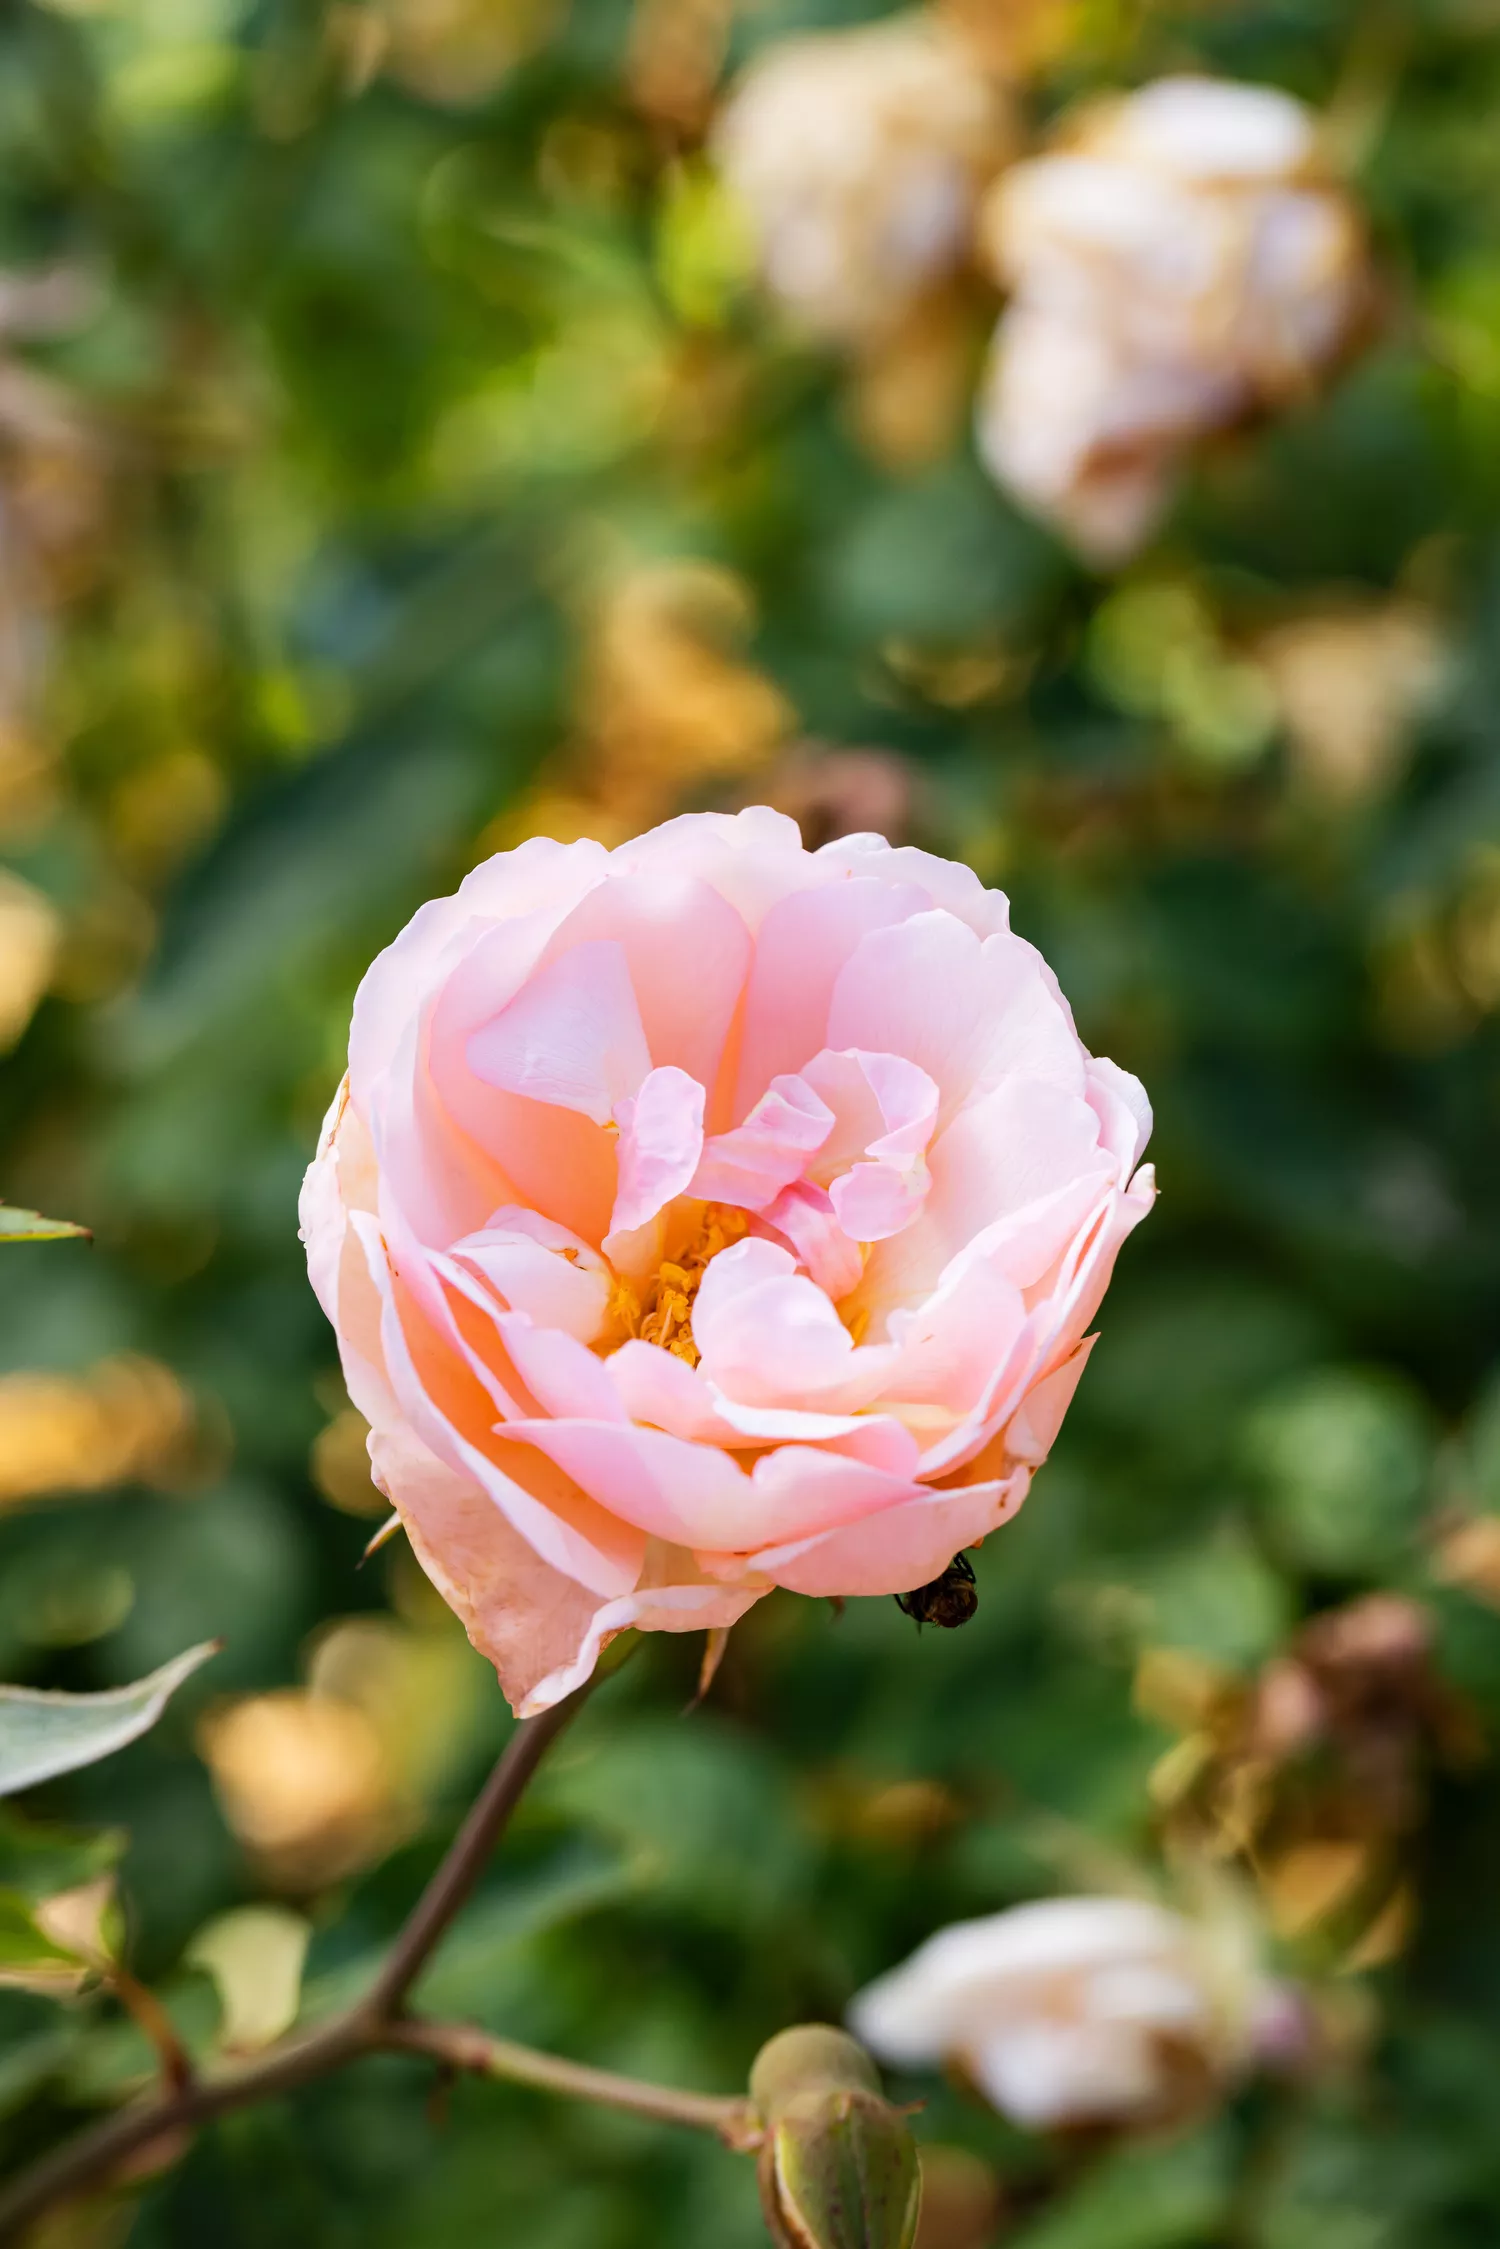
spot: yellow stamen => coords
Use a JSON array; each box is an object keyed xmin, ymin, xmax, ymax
[{"xmin": 606, "ymin": 1204, "xmax": 749, "ymax": 1368}]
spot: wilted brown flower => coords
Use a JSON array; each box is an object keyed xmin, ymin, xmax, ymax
[
  {"xmin": 976, "ymin": 77, "xmax": 1372, "ymax": 560},
  {"xmin": 626, "ymin": 0, "xmax": 733, "ymax": 136},
  {"xmin": 714, "ymin": 13, "xmax": 1012, "ymax": 347},
  {"xmin": 1140, "ymin": 1595, "xmax": 1475, "ymax": 1965},
  {"xmin": 0, "ymin": 869, "xmax": 60, "ymax": 1051}
]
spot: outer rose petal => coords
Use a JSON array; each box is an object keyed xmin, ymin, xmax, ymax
[{"xmin": 722, "ymin": 1470, "xmax": 1031, "ymax": 1597}]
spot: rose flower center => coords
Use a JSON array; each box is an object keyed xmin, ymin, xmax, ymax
[{"xmin": 606, "ymin": 1203, "xmax": 750, "ymax": 1367}]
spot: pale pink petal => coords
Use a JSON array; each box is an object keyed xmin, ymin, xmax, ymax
[
  {"xmin": 608, "ymin": 1065, "xmax": 706, "ymax": 1237},
  {"xmin": 536, "ymin": 875, "xmax": 752, "ymax": 1117},
  {"xmin": 1006, "ymin": 1337, "xmax": 1095, "ymax": 1466},
  {"xmin": 495, "ymin": 1312, "xmax": 631, "ymax": 1425},
  {"xmin": 880, "ymin": 1255, "xmax": 1030, "ymax": 1417},
  {"xmin": 799, "ymin": 1048, "xmax": 939, "ymax": 1176},
  {"xmin": 692, "ymin": 1237, "xmax": 893, "ymax": 1407},
  {"xmin": 449, "ymin": 1211, "xmax": 611, "ymax": 1342},
  {"xmin": 733, "ymin": 877, "xmax": 933, "ymax": 1115},
  {"xmin": 299, "ymin": 1077, "xmax": 356, "ymax": 1326},
  {"xmin": 915, "ymin": 1168, "xmax": 1153, "ymax": 1480},
  {"xmin": 607, "ymin": 1339, "xmax": 746, "ymax": 1445},
  {"xmin": 467, "ymin": 938, "xmax": 651, "ymax": 1125},
  {"xmin": 829, "ymin": 1161, "xmax": 930, "ymax": 1243},
  {"xmin": 496, "ymin": 1418, "xmax": 909, "ymax": 1549},
  {"xmin": 814, "ymin": 833, "xmax": 1013, "ymax": 939},
  {"xmin": 758, "ymin": 1183, "xmax": 866, "ymax": 1300},
  {"xmin": 855, "ymin": 1078, "xmax": 1117, "ymax": 1320},
  {"xmin": 349, "ymin": 837, "xmax": 608, "ymax": 1102},
  {"xmin": 1086, "ymin": 1056, "xmax": 1154, "ymax": 1173},
  {"xmin": 720, "ymin": 1471, "xmax": 1031, "ymax": 1597},
  {"xmin": 828, "ymin": 912, "xmax": 1086, "ymax": 1123},
  {"xmin": 692, "ymin": 1074, "xmax": 834, "ymax": 1210},
  {"xmin": 607, "ymin": 807, "xmax": 825, "ymax": 936}
]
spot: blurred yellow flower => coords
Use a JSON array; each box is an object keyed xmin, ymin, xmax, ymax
[
  {"xmin": 0, "ymin": 1355, "xmax": 193, "ymax": 1506},
  {"xmin": 376, "ymin": 0, "xmax": 561, "ymax": 105},
  {"xmin": 200, "ymin": 1691, "xmax": 398, "ymax": 1891},
  {"xmin": 1254, "ymin": 604, "xmax": 1448, "ymax": 803},
  {"xmin": 0, "ymin": 869, "xmax": 60, "ymax": 1050}
]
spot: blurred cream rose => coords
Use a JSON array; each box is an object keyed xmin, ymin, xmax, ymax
[
  {"xmin": 976, "ymin": 77, "xmax": 1370, "ymax": 561},
  {"xmin": 714, "ymin": 13, "xmax": 1011, "ymax": 345},
  {"xmin": 851, "ymin": 1895, "xmax": 1298, "ymax": 2130}
]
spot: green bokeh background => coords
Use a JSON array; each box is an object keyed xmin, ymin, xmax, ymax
[{"xmin": 5, "ymin": 0, "xmax": 1500, "ymax": 2242}]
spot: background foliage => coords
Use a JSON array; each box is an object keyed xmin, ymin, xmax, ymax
[{"xmin": 4, "ymin": 0, "xmax": 1500, "ymax": 2242}]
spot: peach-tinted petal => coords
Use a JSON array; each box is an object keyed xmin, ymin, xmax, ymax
[
  {"xmin": 370, "ymin": 1418, "xmax": 624, "ymax": 1719},
  {"xmin": 352, "ymin": 1211, "xmax": 645, "ymax": 1598},
  {"xmin": 494, "ymin": 1313, "xmax": 631, "ymax": 1426},
  {"xmin": 608, "ymin": 1339, "xmax": 747, "ymax": 1445},
  {"xmin": 520, "ymin": 1579, "xmax": 763, "ymax": 1716}
]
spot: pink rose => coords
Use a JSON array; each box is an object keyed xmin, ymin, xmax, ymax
[{"xmin": 300, "ymin": 809, "xmax": 1154, "ymax": 1714}]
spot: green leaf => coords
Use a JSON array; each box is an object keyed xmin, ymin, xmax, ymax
[
  {"xmin": 0, "ymin": 1642, "xmax": 219, "ymax": 1797},
  {"xmin": 0, "ymin": 1807, "xmax": 124, "ymax": 1903},
  {"xmin": 0, "ymin": 1207, "xmax": 90, "ymax": 1245}
]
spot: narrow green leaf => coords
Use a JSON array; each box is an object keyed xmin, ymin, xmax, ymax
[
  {"xmin": 0, "ymin": 1642, "xmax": 220, "ymax": 1798},
  {"xmin": 0, "ymin": 1207, "xmax": 90, "ymax": 1244}
]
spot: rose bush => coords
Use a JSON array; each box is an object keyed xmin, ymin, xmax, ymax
[{"xmin": 301, "ymin": 809, "xmax": 1153, "ymax": 1713}]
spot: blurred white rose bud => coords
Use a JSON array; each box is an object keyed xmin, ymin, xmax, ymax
[
  {"xmin": 713, "ymin": 12, "xmax": 1012, "ymax": 346},
  {"xmin": 975, "ymin": 77, "xmax": 1372, "ymax": 561},
  {"xmin": 850, "ymin": 1895, "xmax": 1303, "ymax": 2131}
]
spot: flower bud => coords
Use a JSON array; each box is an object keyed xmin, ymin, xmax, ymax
[{"xmin": 750, "ymin": 2025, "xmax": 921, "ymax": 2249}]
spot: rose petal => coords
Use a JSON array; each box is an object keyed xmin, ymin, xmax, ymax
[{"xmin": 608, "ymin": 1065, "xmax": 707, "ymax": 1238}]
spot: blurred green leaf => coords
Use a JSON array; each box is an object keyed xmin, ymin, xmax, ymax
[
  {"xmin": 1245, "ymin": 1368, "xmax": 1436, "ymax": 1575},
  {"xmin": 0, "ymin": 1641, "xmax": 218, "ymax": 1797}
]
